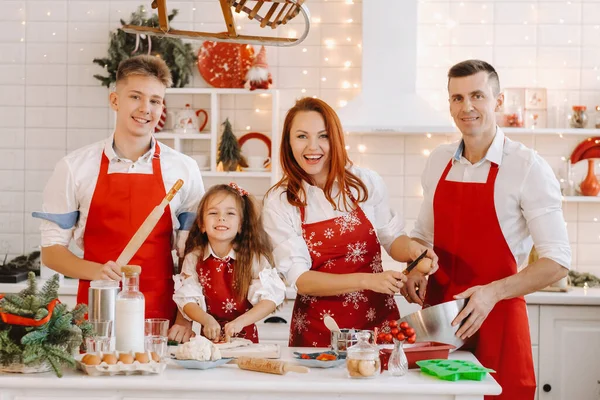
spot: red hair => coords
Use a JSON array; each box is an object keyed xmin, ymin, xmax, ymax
[{"xmin": 270, "ymin": 97, "xmax": 368, "ymax": 211}]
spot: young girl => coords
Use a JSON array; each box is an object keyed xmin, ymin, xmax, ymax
[{"xmin": 173, "ymin": 183, "xmax": 286, "ymax": 343}]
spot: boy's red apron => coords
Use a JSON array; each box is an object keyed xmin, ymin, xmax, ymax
[
  {"xmin": 78, "ymin": 143, "xmax": 177, "ymax": 321},
  {"xmin": 425, "ymin": 159, "xmax": 536, "ymax": 399},
  {"xmin": 196, "ymin": 256, "xmax": 258, "ymax": 343},
  {"xmin": 289, "ymin": 195, "xmax": 400, "ymax": 347}
]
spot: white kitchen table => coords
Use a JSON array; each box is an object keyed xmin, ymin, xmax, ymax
[{"xmin": 0, "ymin": 348, "xmax": 501, "ymax": 400}]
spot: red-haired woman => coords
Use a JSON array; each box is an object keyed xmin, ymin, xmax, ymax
[{"xmin": 263, "ymin": 97, "xmax": 438, "ymax": 347}]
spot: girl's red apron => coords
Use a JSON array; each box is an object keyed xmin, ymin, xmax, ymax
[
  {"xmin": 289, "ymin": 195, "xmax": 400, "ymax": 347},
  {"xmin": 78, "ymin": 143, "xmax": 177, "ymax": 321},
  {"xmin": 196, "ymin": 256, "xmax": 258, "ymax": 343},
  {"xmin": 425, "ymin": 159, "xmax": 536, "ymax": 400}
]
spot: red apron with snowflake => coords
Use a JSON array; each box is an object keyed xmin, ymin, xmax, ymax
[
  {"xmin": 425, "ymin": 160, "xmax": 536, "ymax": 400},
  {"xmin": 289, "ymin": 197, "xmax": 400, "ymax": 347},
  {"xmin": 196, "ymin": 255, "xmax": 259, "ymax": 343},
  {"xmin": 80, "ymin": 143, "xmax": 177, "ymax": 321}
]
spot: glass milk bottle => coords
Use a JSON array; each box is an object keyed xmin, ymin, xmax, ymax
[{"xmin": 115, "ymin": 265, "xmax": 145, "ymax": 352}]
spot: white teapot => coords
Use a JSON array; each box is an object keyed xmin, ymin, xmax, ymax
[{"xmin": 170, "ymin": 104, "xmax": 208, "ymax": 133}]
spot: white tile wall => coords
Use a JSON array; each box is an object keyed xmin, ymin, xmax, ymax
[
  {"xmin": 0, "ymin": 0, "xmax": 598, "ymax": 276},
  {"xmin": 415, "ymin": 0, "xmax": 600, "ymax": 273}
]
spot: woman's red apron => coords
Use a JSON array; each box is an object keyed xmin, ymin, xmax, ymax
[
  {"xmin": 289, "ymin": 196, "xmax": 400, "ymax": 347},
  {"xmin": 425, "ymin": 159, "xmax": 536, "ymax": 399},
  {"xmin": 79, "ymin": 143, "xmax": 177, "ymax": 321},
  {"xmin": 196, "ymin": 256, "xmax": 258, "ymax": 343}
]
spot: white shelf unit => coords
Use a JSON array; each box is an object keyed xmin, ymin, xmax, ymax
[
  {"xmin": 562, "ymin": 196, "xmax": 600, "ymax": 203},
  {"xmin": 156, "ymin": 88, "xmax": 280, "ymax": 185},
  {"xmin": 344, "ymin": 127, "xmax": 600, "ymax": 136},
  {"xmin": 503, "ymin": 128, "xmax": 600, "ymax": 135}
]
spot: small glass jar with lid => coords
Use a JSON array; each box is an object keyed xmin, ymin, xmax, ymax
[
  {"xmin": 346, "ymin": 331, "xmax": 381, "ymax": 379},
  {"xmin": 569, "ymin": 105, "xmax": 588, "ymax": 128},
  {"xmin": 503, "ymin": 105, "xmax": 524, "ymax": 127},
  {"xmin": 595, "ymin": 106, "xmax": 600, "ymax": 129}
]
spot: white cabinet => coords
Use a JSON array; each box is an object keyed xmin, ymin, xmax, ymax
[
  {"xmin": 537, "ymin": 305, "xmax": 600, "ymax": 400},
  {"xmin": 156, "ymin": 88, "xmax": 280, "ymax": 188}
]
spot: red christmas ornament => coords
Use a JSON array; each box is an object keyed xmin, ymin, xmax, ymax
[
  {"xmin": 245, "ymin": 45, "xmax": 272, "ymax": 91},
  {"xmin": 197, "ymin": 41, "xmax": 255, "ymax": 88}
]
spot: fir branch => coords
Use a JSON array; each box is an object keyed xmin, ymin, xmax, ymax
[
  {"xmin": 34, "ymin": 308, "xmax": 49, "ymax": 320},
  {"xmin": 20, "ymin": 329, "xmax": 48, "ymax": 346},
  {"xmin": 19, "ymin": 272, "xmax": 38, "ymax": 298},
  {"xmin": 92, "ymin": 5, "xmax": 194, "ymax": 88},
  {"xmin": 39, "ymin": 274, "xmax": 60, "ymax": 306}
]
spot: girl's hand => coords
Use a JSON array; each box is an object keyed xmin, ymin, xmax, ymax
[
  {"xmin": 365, "ymin": 270, "xmax": 406, "ymax": 295},
  {"xmin": 202, "ymin": 315, "xmax": 221, "ymax": 341},
  {"xmin": 223, "ymin": 319, "xmax": 244, "ymax": 342}
]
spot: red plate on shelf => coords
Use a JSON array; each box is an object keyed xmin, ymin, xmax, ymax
[
  {"xmin": 380, "ymin": 342, "xmax": 456, "ymax": 370},
  {"xmin": 239, "ymin": 132, "xmax": 272, "ymax": 168}
]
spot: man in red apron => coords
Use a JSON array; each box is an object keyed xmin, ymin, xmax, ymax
[
  {"xmin": 34, "ymin": 55, "xmax": 204, "ymax": 343},
  {"xmin": 404, "ymin": 60, "xmax": 570, "ymax": 399}
]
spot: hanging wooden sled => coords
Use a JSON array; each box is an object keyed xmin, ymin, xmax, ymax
[{"xmin": 122, "ymin": 0, "xmax": 311, "ymax": 47}]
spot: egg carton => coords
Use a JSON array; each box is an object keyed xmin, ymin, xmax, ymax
[{"xmin": 75, "ymin": 351, "xmax": 167, "ymax": 376}]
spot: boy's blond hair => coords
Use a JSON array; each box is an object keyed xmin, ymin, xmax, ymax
[{"xmin": 116, "ymin": 55, "xmax": 172, "ymax": 88}]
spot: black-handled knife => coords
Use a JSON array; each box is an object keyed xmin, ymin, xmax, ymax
[{"xmin": 403, "ymin": 250, "xmax": 428, "ymax": 275}]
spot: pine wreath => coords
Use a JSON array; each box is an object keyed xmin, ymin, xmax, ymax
[
  {"xmin": 93, "ymin": 5, "xmax": 195, "ymax": 88},
  {"xmin": 0, "ymin": 273, "xmax": 93, "ymax": 377}
]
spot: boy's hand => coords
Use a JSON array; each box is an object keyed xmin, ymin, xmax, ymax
[
  {"xmin": 94, "ymin": 261, "xmax": 122, "ymax": 281},
  {"xmin": 168, "ymin": 323, "xmax": 195, "ymax": 343},
  {"xmin": 202, "ymin": 315, "xmax": 221, "ymax": 341}
]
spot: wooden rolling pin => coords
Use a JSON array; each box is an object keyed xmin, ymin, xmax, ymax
[
  {"xmin": 116, "ymin": 179, "xmax": 184, "ymax": 266},
  {"xmin": 236, "ymin": 357, "xmax": 309, "ymax": 375}
]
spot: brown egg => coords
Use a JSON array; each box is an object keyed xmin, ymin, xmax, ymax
[
  {"xmin": 118, "ymin": 353, "xmax": 134, "ymax": 364},
  {"xmin": 82, "ymin": 354, "xmax": 101, "ymax": 366},
  {"xmin": 416, "ymin": 258, "xmax": 433, "ymax": 274},
  {"xmin": 135, "ymin": 352, "xmax": 150, "ymax": 363},
  {"xmin": 150, "ymin": 352, "xmax": 160, "ymax": 362},
  {"xmin": 102, "ymin": 353, "xmax": 117, "ymax": 365}
]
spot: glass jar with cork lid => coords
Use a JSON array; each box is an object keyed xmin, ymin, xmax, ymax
[
  {"xmin": 569, "ymin": 105, "xmax": 588, "ymax": 128},
  {"xmin": 346, "ymin": 331, "xmax": 381, "ymax": 379},
  {"xmin": 115, "ymin": 265, "xmax": 145, "ymax": 353}
]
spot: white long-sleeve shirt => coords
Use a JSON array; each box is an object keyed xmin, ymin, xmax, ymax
[
  {"xmin": 411, "ymin": 127, "xmax": 571, "ymax": 270},
  {"xmin": 173, "ymin": 245, "xmax": 286, "ymax": 321},
  {"xmin": 36, "ymin": 134, "xmax": 205, "ymax": 255},
  {"xmin": 262, "ymin": 166, "xmax": 406, "ymax": 289}
]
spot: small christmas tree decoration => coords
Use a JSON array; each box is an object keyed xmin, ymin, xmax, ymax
[
  {"xmin": 217, "ymin": 119, "xmax": 247, "ymax": 172},
  {"xmin": 0, "ymin": 273, "xmax": 92, "ymax": 377},
  {"xmin": 245, "ymin": 46, "xmax": 273, "ymax": 91},
  {"xmin": 92, "ymin": 6, "xmax": 195, "ymax": 88}
]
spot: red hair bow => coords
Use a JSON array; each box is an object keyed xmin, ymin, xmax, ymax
[{"xmin": 229, "ymin": 182, "xmax": 248, "ymax": 197}]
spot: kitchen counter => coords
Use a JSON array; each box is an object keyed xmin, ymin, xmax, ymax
[
  {"xmin": 524, "ymin": 287, "xmax": 600, "ymax": 305},
  {"xmin": 0, "ymin": 348, "xmax": 501, "ymax": 400}
]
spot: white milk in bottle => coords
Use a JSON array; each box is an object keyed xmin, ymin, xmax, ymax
[{"xmin": 115, "ymin": 265, "xmax": 145, "ymax": 353}]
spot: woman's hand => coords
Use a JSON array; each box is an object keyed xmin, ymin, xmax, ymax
[
  {"xmin": 223, "ymin": 319, "xmax": 245, "ymax": 342},
  {"xmin": 202, "ymin": 315, "xmax": 222, "ymax": 341},
  {"xmin": 365, "ymin": 270, "xmax": 406, "ymax": 295}
]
